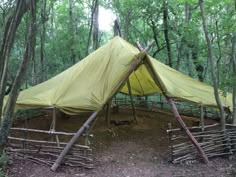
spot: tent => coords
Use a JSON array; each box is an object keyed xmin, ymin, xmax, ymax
[
  {"xmin": 8, "ymin": 36, "xmax": 232, "ymax": 114},
  {"xmin": 4, "ymin": 36, "xmax": 233, "ymax": 169}
]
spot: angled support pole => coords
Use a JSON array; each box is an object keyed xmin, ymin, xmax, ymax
[
  {"xmin": 166, "ymin": 97, "xmax": 208, "ymax": 163},
  {"xmin": 127, "ymin": 78, "xmax": 138, "ymax": 123},
  {"xmin": 144, "ymin": 57, "xmax": 209, "ymax": 164},
  {"xmin": 137, "ymin": 40, "xmax": 209, "ymax": 164},
  {"xmin": 51, "ymin": 111, "xmax": 98, "ymax": 171}
]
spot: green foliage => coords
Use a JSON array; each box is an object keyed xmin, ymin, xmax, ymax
[{"xmin": 0, "ymin": 0, "xmax": 234, "ymax": 98}]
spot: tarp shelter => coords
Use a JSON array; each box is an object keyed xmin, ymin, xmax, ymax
[{"xmin": 5, "ymin": 36, "xmax": 232, "ymax": 114}]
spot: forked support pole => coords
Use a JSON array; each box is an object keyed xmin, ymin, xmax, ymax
[
  {"xmin": 51, "ymin": 111, "xmax": 98, "ymax": 171},
  {"xmin": 166, "ymin": 96, "xmax": 209, "ymax": 164}
]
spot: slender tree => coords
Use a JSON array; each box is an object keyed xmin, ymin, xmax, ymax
[
  {"xmin": 199, "ymin": 0, "xmax": 226, "ymax": 130},
  {"xmin": 0, "ymin": 0, "xmax": 38, "ymax": 154},
  {"xmin": 86, "ymin": 0, "xmax": 97, "ymax": 55},
  {"xmin": 0, "ymin": 1, "xmax": 32, "ymax": 120},
  {"xmin": 92, "ymin": 0, "xmax": 99, "ymax": 50},
  {"xmin": 69, "ymin": 0, "xmax": 76, "ymax": 64},
  {"xmin": 40, "ymin": 0, "xmax": 47, "ymax": 82},
  {"xmin": 163, "ymin": 0, "xmax": 172, "ymax": 67},
  {"xmin": 232, "ymin": 34, "xmax": 236, "ymax": 124}
]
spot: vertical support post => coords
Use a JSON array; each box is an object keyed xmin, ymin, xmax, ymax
[
  {"xmin": 84, "ymin": 125, "xmax": 90, "ymax": 146},
  {"xmin": 51, "ymin": 111, "xmax": 98, "ymax": 171},
  {"xmin": 127, "ymin": 78, "xmax": 138, "ymax": 123},
  {"xmin": 200, "ymin": 105, "xmax": 204, "ymax": 132},
  {"xmin": 166, "ymin": 97, "xmax": 209, "ymax": 164},
  {"xmin": 168, "ymin": 123, "xmax": 173, "ymax": 161},
  {"xmin": 105, "ymin": 100, "xmax": 111, "ymax": 128},
  {"xmin": 52, "ymin": 108, "xmax": 60, "ymax": 147},
  {"xmin": 160, "ymin": 94, "xmax": 163, "ymax": 109}
]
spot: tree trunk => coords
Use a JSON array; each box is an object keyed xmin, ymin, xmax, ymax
[
  {"xmin": 199, "ymin": 0, "xmax": 226, "ymax": 130},
  {"xmin": 233, "ymin": 2, "xmax": 236, "ymax": 124},
  {"xmin": 232, "ymin": 34, "xmax": 236, "ymax": 124},
  {"xmin": 0, "ymin": 1, "xmax": 31, "ymax": 119},
  {"xmin": 113, "ymin": 19, "xmax": 121, "ymax": 37},
  {"xmin": 123, "ymin": 10, "xmax": 131, "ymax": 40},
  {"xmin": 40, "ymin": 0, "xmax": 47, "ymax": 82},
  {"xmin": 0, "ymin": 0, "xmax": 37, "ymax": 154},
  {"xmin": 86, "ymin": 0, "xmax": 96, "ymax": 55},
  {"xmin": 192, "ymin": 49, "xmax": 204, "ymax": 82},
  {"xmin": 163, "ymin": 0, "xmax": 172, "ymax": 67},
  {"xmin": 184, "ymin": 2, "xmax": 191, "ymax": 22},
  {"xmin": 92, "ymin": 0, "xmax": 99, "ymax": 50},
  {"xmin": 31, "ymin": 44, "xmax": 37, "ymax": 85},
  {"xmin": 49, "ymin": 0, "xmax": 54, "ymax": 36},
  {"xmin": 69, "ymin": 0, "xmax": 76, "ymax": 64}
]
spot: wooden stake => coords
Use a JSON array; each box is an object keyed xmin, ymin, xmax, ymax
[
  {"xmin": 52, "ymin": 108, "xmax": 60, "ymax": 147},
  {"xmin": 168, "ymin": 123, "xmax": 173, "ymax": 161},
  {"xmin": 200, "ymin": 105, "xmax": 205, "ymax": 132},
  {"xmin": 105, "ymin": 100, "xmax": 111, "ymax": 128},
  {"xmin": 51, "ymin": 111, "xmax": 98, "ymax": 171},
  {"xmin": 127, "ymin": 78, "xmax": 138, "ymax": 123}
]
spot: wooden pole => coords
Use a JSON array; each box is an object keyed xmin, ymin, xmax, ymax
[
  {"xmin": 52, "ymin": 108, "xmax": 60, "ymax": 147},
  {"xmin": 105, "ymin": 101, "xmax": 111, "ymax": 128},
  {"xmin": 200, "ymin": 105, "xmax": 205, "ymax": 132},
  {"xmin": 10, "ymin": 127, "xmax": 76, "ymax": 136},
  {"xmin": 144, "ymin": 54, "xmax": 209, "ymax": 164},
  {"xmin": 136, "ymin": 41, "xmax": 208, "ymax": 162},
  {"xmin": 127, "ymin": 78, "xmax": 138, "ymax": 123},
  {"xmin": 166, "ymin": 97, "xmax": 209, "ymax": 163},
  {"xmin": 136, "ymin": 41, "xmax": 208, "ymax": 163},
  {"xmin": 168, "ymin": 123, "xmax": 173, "ymax": 161},
  {"xmin": 51, "ymin": 111, "xmax": 98, "ymax": 171}
]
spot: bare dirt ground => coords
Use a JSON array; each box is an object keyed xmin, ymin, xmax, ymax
[{"xmin": 6, "ymin": 109, "xmax": 236, "ymax": 177}]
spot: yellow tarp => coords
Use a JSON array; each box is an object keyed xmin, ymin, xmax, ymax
[
  {"xmin": 4, "ymin": 36, "xmax": 232, "ymax": 114},
  {"xmin": 120, "ymin": 56, "xmax": 232, "ymax": 109}
]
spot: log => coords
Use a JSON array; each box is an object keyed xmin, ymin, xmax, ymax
[{"xmin": 51, "ymin": 111, "xmax": 98, "ymax": 171}]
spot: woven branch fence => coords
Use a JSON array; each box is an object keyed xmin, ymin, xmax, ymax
[
  {"xmin": 6, "ymin": 127, "xmax": 93, "ymax": 168},
  {"xmin": 167, "ymin": 124, "xmax": 236, "ymax": 164}
]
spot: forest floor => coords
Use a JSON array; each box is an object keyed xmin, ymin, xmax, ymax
[{"xmin": 6, "ymin": 109, "xmax": 236, "ymax": 177}]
